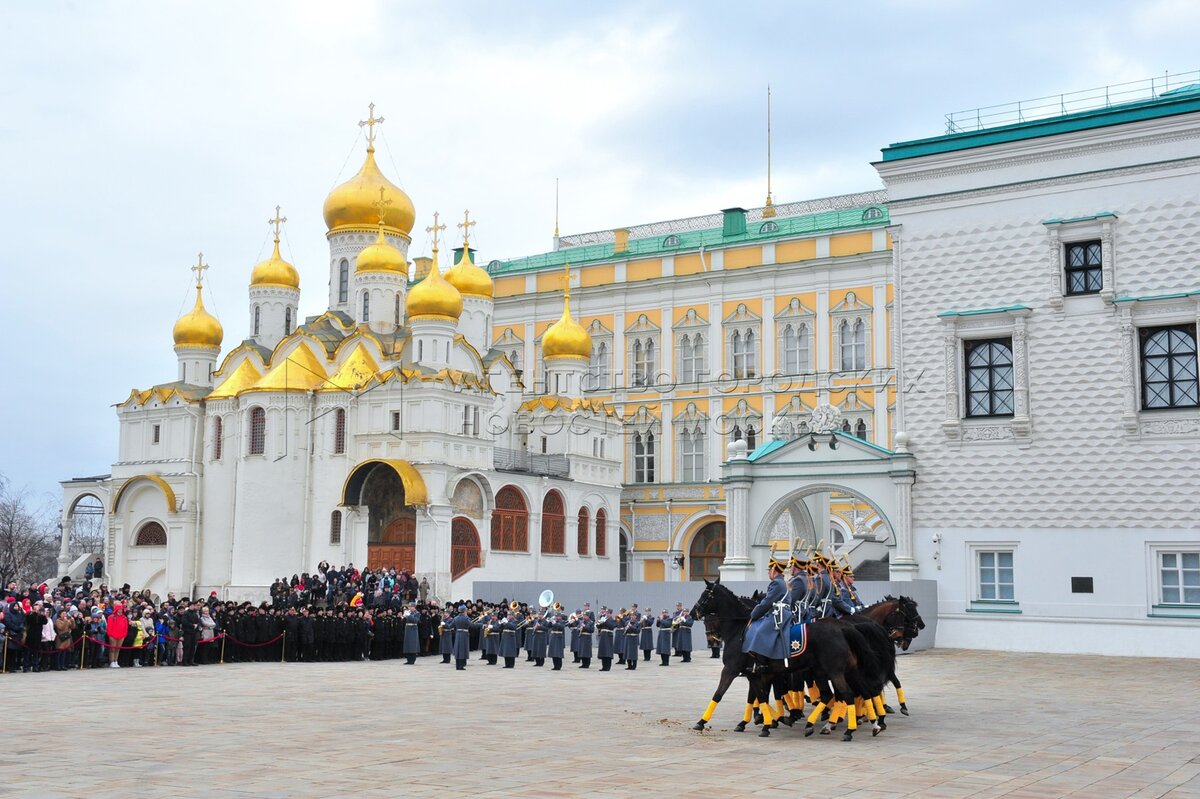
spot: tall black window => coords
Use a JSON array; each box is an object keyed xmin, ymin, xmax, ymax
[
  {"xmin": 338, "ymin": 260, "xmax": 349, "ymax": 303},
  {"xmin": 1064, "ymin": 241, "xmax": 1102, "ymax": 295},
  {"xmin": 633, "ymin": 431, "xmax": 655, "ymax": 483},
  {"xmin": 284, "ymin": 307, "xmax": 293, "ymax": 335},
  {"xmin": 965, "ymin": 338, "xmax": 1014, "ymax": 417},
  {"xmin": 1141, "ymin": 326, "xmax": 1199, "ymax": 410},
  {"xmin": 361, "ymin": 291, "xmax": 370, "ymax": 323},
  {"xmin": 253, "ymin": 306, "xmax": 261, "ymax": 337}
]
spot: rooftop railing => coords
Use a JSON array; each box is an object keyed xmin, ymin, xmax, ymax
[
  {"xmin": 944, "ymin": 70, "xmax": 1200, "ymax": 135},
  {"xmin": 493, "ymin": 447, "xmax": 570, "ymax": 477}
]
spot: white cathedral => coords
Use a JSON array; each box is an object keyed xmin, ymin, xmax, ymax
[{"xmin": 61, "ymin": 112, "xmax": 622, "ymax": 602}]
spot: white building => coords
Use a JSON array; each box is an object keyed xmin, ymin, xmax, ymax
[
  {"xmin": 875, "ymin": 81, "xmax": 1200, "ymax": 657},
  {"xmin": 60, "ymin": 114, "xmax": 622, "ymax": 602}
]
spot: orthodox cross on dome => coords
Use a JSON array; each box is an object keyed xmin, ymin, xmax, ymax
[
  {"xmin": 373, "ymin": 187, "xmax": 392, "ymax": 227},
  {"xmin": 268, "ymin": 206, "xmax": 287, "ymax": 243},
  {"xmin": 457, "ymin": 209, "xmax": 476, "ymax": 248},
  {"xmin": 426, "ymin": 211, "xmax": 446, "ymax": 252},
  {"xmin": 561, "ymin": 260, "xmax": 571, "ymax": 300},
  {"xmin": 190, "ymin": 252, "xmax": 209, "ymax": 289},
  {"xmin": 359, "ymin": 102, "xmax": 385, "ymax": 149}
]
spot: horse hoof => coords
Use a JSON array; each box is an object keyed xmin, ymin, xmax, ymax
[
  {"xmin": 753, "ymin": 713, "xmax": 763, "ymax": 726},
  {"xmin": 883, "ymin": 704, "xmax": 894, "ymax": 714},
  {"xmin": 872, "ymin": 725, "xmax": 881, "ymax": 737},
  {"xmin": 819, "ymin": 728, "xmax": 831, "ymax": 736},
  {"xmin": 789, "ymin": 711, "xmax": 803, "ymax": 722},
  {"xmin": 770, "ymin": 721, "xmax": 778, "ymax": 729},
  {"xmin": 692, "ymin": 721, "xmax": 706, "ymax": 731},
  {"xmin": 734, "ymin": 722, "xmax": 747, "ymax": 733},
  {"xmin": 842, "ymin": 731, "xmax": 853, "ymax": 742},
  {"xmin": 900, "ymin": 705, "xmax": 909, "ymax": 716},
  {"xmin": 878, "ymin": 719, "xmax": 887, "ymax": 731},
  {"xmin": 758, "ymin": 727, "xmax": 771, "ymax": 738},
  {"xmin": 779, "ymin": 716, "xmax": 794, "ymax": 727}
]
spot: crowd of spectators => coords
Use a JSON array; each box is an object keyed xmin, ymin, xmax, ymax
[{"xmin": 0, "ymin": 563, "xmax": 517, "ymax": 673}]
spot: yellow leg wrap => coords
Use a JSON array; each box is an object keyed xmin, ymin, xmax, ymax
[
  {"xmin": 896, "ymin": 687, "xmax": 906, "ymax": 704},
  {"xmin": 751, "ymin": 699, "xmax": 759, "ymax": 708},
  {"xmin": 743, "ymin": 704, "xmax": 754, "ymax": 723},
  {"xmin": 702, "ymin": 700, "xmax": 718, "ymax": 722},
  {"xmin": 808, "ymin": 684, "xmax": 821, "ymax": 702},
  {"xmin": 791, "ymin": 690, "xmax": 803, "ymax": 708},
  {"xmin": 847, "ymin": 704, "xmax": 857, "ymax": 732},
  {"xmin": 855, "ymin": 698, "xmax": 866, "ymax": 715},
  {"xmin": 830, "ymin": 702, "xmax": 844, "ymax": 723},
  {"xmin": 863, "ymin": 699, "xmax": 877, "ymax": 722},
  {"xmin": 759, "ymin": 702, "xmax": 774, "ymax": 725},
  {"xmin": 874, "ymin": 695, "xmax": 886, "ymax": 716},
  {"xmin": 806, "ymin": 702, "xmax": 826, "ymax": 725},
  {"xmin": 775, "ymin": 700, "xmax": 786, "ymax": 717}
]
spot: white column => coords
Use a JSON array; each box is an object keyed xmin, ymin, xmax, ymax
[
  {"xmin": 761, "ymin": 293, "xmax": 775, "ymax": 379},
  {"xmin": 57, "ymin": 518, "xmax": 72, "ymax": 576},
  {"xmin": 708, "ymin": 302, "xmax": 722, "ymax": 379},
  {"xmin": 718, "ymin": 448, "xmax": 755, "ymax": 580},
  {"xmin": 889, "ymin": 454, "xmax": 918, "ymax": 578}
]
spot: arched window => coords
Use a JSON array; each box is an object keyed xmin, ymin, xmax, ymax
[
  {"xmin": 253, "ymin": 306, "xmax": 261, "ymax": 337},
  {"xmin": 633, "ymin": 431, "xmax": 655, "ymax": 483},
  {"xmin": 595, "ymin": 508, "xmax": 607, "ymax": 557},
  {"xmin": 588, "ymin": 341, "xmax": 609, "ymax": 390},
  {"xmin": 731, "ymin": 330, "xmax": 756, "ymax": 378},
  {"xmin": 680, "ymin": 333, "xmax": 705, "ymax": 383},
  {"xmin": 213, "ymin": 416, "xmax": 223, "ymax": 461},
  {"xmin": 841, "ymin": 419, "xmax": 852, "ymax": 433},
  {"xmin": 862, "ymin": 207, "xmax": 885, "ymax": 221},
  {"xmin": 839, "ymin": 319, "xmax": 868, "ymax": 371},
  {"xmin": 662, "ymin": 234, "xmax": 680, "ymax": 247},
  {"xmin": 679, "ymin": 425, "xmax": 706, "ymax": 482},
  {"xmin": 248, "ymin": 407, "xmax": 266, "ymax": 455},
  {"xmin": 541, "ymin": 491, "xmax": 565, "ymax": 554},
  {"xmin": 855, "ymin": 418, "xmax": 868, "ymax": 439},
  {"xmin": 759, "ymin": 221, "xmax": 779, "ymax": 233},
  {"xmin": 284, "ymin": 307, "xmax": 293, "ymax": 335},
  {"xmin": 746, "ymin": 424, "xmax": 757, "ymax": 451},
  {"xmin": 491, "ymin": 486, "xmax": 528, "ymax": 551},
  {"xmin": 338, "ymin": 260, "xmax": 349, "ymax": 303},
  {"xmin": 329, "ymin": 510, "xmax": 342, "ymax": 544},
  {"xmin": 361, "ymin": 291, "xmax": 370, "ymax": 323},
  {"xmin": 688, "ymin": 521, "xmax": 725, "ymax": 581},
  {"xmin": 333, "ymin": 408, "xmax": 346, "ymax": 454},
  {"xmin": 578, "ymin": 507, "xmax": 590, "ymax": 556},
  {"xmin": 134, "ymin": 521, "xmax": 166, "ymax": 547},
  {"xmin": 633, "ymin": 338, "xmax": 655, "ymax": 387},
  {"xmin": 780, "ymin": 323, "xmax": 808, "ymax": 373},
  {"xmin": 451, "ymin": 517, "xmax": 482, "ymax": 579},
  {"xmin": 394, "ymin": 294, "xmax": 401, "ymax": 327},
  {"xmin": 510, "ymin": 348, "xmax": 522, "ymax": 373}
]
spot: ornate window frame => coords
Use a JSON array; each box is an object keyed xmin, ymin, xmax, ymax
[
  {"xmin": 494, "ymin": 327, "xmax": 525, "ymax": 379},
  {"xmin": 830, "ymin": 291, "xmax": 872, "ymax": 372},
  {"xmin": 585, "ymin": 320, "xmax": 613, "ymax": 391},
  {"xmin": 775, "ymin": 298, "xmax": 815, "ymax": 376},
  {"xmin": 1114, "ymin": 291, "xmax": 1200, "ymax": 437},
  {"xmin": 625, "ymin": 314, "xmax": 661, "ymax": 389},
  {"xmin": 938, "ymin": 306, "xmax": 1032, "ymax": 446},
  {"xmin": 625, "ymin": 405, "xmax": 660, "ymax": 483},
  {"xmin": 1044, "ymin": 212, "xmax": 1117, "ymax": 309},
  {"xmin": 770, "ymin": 395, "xmax": 814, "ymax": 441},
  {"xmin": 723, "ymin": 303, "xmax": 761, "ymax": 379},
  {"xmin": 674, "ymin": 309, "xmax": 709, "ymax": 386},
  {"xmin": 673, "ymin": 401, "xmax": 709, "ymax": 483},
  {"xmin": 720, "ymin": 398, "xmax": 762, "ymax": 449},
  {"xmin": 835, "ymin": 391, "xmax": 874, "ymax": 442}
]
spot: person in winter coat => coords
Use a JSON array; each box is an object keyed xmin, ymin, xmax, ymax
[
  {"xmin": 106, "ymin": 604, "xmax": 129, "ymax": 668},
  {"xmin": 138, "ymin": 610, "xmax": 157, "ymax": 667},
  {"xmin": 53, "ymin": 611, "xmax": 75, "ymax": 671},
  {"xmin": 23, "ymin": 602, "xmax": 48, "ymax": 673},
  {"xmin": 198, "ymin": 607, "xmax": 217, "ymax": 664}
]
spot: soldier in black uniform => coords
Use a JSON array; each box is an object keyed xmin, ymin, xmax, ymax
[{"xmin": 298, "ymin": 607, "xmax": 314, "ymax": 662}]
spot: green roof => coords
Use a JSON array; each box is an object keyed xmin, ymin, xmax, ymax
[
  {"xmin": 882, "ymin": 86, "xmax": 1200, "ymax": 162},
  {"xmin": 937, "ymin": 305, "xmax": 1031, "ymax": 318},
  {"xmin": 491, "ymin": 205, "xmax": 889, "ymax": 276}
]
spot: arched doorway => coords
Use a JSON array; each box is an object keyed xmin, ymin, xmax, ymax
[
  {"xmin": 451, "ymin": 517, "xmax": 481, "ymax": 579},
  {"xmin": 540, "ymin": 490, "xmax": 565, "ymax": 554},
  {"xmin": 362, "ymin": 466, "xmax": 417, "ymax": 571},
  {"xmin": 688, "ymin": 521, "xmax": 726, "ymax": 581}
]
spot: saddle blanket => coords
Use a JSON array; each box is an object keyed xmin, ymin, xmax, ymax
[{"xmin": 787, "ymin": 623, "xmax": 809, "ymax": 658}]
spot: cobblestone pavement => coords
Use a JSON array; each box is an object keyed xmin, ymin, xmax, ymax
[{"xmin": 2, "ymin": 648, "xmax": 1199, "ymax": 799}]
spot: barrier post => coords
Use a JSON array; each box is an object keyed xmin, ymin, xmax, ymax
[
  {"xmin": 280, "ymin": 631, "xmax": 286, "ymax": 664},
  {"xmin": 220, "ymin": 635, "xmax": 226, "ymax": 664},
  {"xmin": 79, "ymin": 637, "xmax": 86, "ymax": 670},
  {"xmin": 154, "ymin": 637, "xmax": 159, "ymax": 667},
  {"xmin": 2, "ymin": 636, "xmax": 7, "ymax": 673}
]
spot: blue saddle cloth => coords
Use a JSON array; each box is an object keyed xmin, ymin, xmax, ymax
[{"xmin": 787, "ymin": 623, "xmax": 809, "ymax": 658}]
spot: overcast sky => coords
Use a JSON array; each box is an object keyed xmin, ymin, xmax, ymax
[{"xmin": 2, "ymin": 0, "xmax": 1197, "ymax": 504}]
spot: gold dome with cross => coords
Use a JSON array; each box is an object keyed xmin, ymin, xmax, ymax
[
  {"xmin": 445, "ymin": 209, "xmax": 494, "ymax": 299},
  {"xmin": 323, "ymin": 104, "xmax": 416, "ymax": 236},
  {"xmin": 174, "ymin": 254, "xmax": 224, "ymax": 349},
  {"xmin": 406, "ymin": 212, "xmax": 463, "ymax": 321},
  {"xmin": 250, "ymin": 207, "xmax": 301, "ymax": 289},
  {"xmin": 541, "ymin": 262, "xmax": 591, "ymax": 360}
]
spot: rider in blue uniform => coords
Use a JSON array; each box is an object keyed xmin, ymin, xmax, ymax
[{"xmin": 742, "ymin": 557, "xmax": 793, "ymax": 661}]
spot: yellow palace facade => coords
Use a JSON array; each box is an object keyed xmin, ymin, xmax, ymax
[{"xmin": 488, "ymin": 194, "xmax": 896, "ymax": 581}]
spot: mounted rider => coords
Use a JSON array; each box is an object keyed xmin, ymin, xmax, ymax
[{"xmin": 742, "ymin": 554, "xmax": 793, "ymax": 660}]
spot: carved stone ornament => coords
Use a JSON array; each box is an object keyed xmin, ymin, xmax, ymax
[{"xmin": 809, "ymin": 403, "xmax": 843, "ymax": 434}]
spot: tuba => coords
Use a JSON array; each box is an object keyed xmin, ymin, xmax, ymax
[{"xmin": 510, "ymin": 600, "xmax": 521, "ymax": 611}]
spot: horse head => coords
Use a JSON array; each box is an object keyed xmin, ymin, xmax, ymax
[
  {"xmin": 896, "ymin": 595, "xmax": 925, "ymax": 650},
  {"xmin": 690, "ymin": 578, "xmax": 719, "ymax": 620}
]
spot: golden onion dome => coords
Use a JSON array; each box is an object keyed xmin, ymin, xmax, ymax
[
  {"xmin": 323, "ymin": 146, "xmax": 416, "ymax": 235},
  {"xmin": 250, "ymin": 239, "xmax": 300, "ymax": 289},
  {"xmin": 173, "ymin": 285, "xmax": 224, "ymax": 349},
  {"xmin": 355, "ymin": 229, "xmax": 407, "ymax": 274},
  {"xmin": 407, "ymin": 250, "xmax": 463, "ymax": 321},
  {"xmin": 445, "ymin": 246, "xmax": 493, "ymax": 299},
  {"xmin": 542, "ymin": 290, "xmax": 591, "ymax": 360}
]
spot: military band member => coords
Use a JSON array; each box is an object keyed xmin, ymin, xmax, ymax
[
  {"xmin": 499, "ymin": 612, "xmax": 519, "ymax": 668},
  {"xmin": 673, "ymin": 603, "xmax": 693, "ymax": 662},
  {"xmin": 576, "ymin": 613, "xmax": 594, "ymax": 669},
  {"xmin": 655, "ymin": 609, "xmax": 673, "ymax": 666},
  {"xmin": 401, "ymin": 603, "xmax": 421, "ymax": 664},
  {"xmin": 450, "ymin": 605, "xmax": 470, "ymax": 670},
  {"xmin": 568, "ymin": 610, "xmax": 581, "ymax": 663},
  {"xmin": 622, "ymin": 612, "xmax": 640, "ymax": 670},
  {"xmin": 596, "ymin": 607, "xmax": 617, "ymax": 671},
  {"xmin": 613, "ymin": 608, "xmax": 627, "ymax": 665},
  {"xmin": 639, "ymin": 608, "xmax": 654, "ymax": 661},
  {"xmin": 486, "ymin": 614, "xmax": 502, "ymax": 665},
  {"xmin": 439, "ymin": 609, "xmax": 453, "ymax": 664},
  {"xmin": 531, "ymin": 615, "xmax": 548, "ymax": 667},
  {"xmin": 546, "ymin": 612, "xmax": 567, "ymax": 670}
]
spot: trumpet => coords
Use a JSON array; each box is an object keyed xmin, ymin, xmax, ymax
[{"xmin": 509, "ymin": 600, "xmax": 521, "ymax": 611}]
